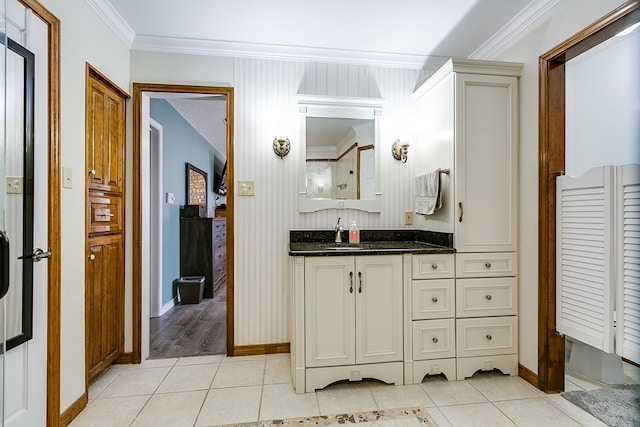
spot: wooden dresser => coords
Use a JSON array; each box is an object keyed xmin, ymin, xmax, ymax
[{"xmin": 179, "ymin": 217, "xmax": 227, "ymax": 299}]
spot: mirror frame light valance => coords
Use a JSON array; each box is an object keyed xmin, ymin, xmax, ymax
[{"xmin": 298, "ymin": 95, "xmax": 383, "ymax": 213}]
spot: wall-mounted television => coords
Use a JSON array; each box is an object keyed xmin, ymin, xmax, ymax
[{"xmin": 214, "ymin": 161, "xmax": 227, "ymax": 196}]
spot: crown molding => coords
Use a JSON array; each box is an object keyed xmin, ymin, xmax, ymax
[
  {"xmin": 131, "ymin": 34, "xmax": 449, "ymax": 69},
  {"xmin": 469, "ymin": 0, "xmax": 561, "ymax": 59},
  {"xmin": 86, "ymin": 0, "xmax": 135, "ymax": 48}
]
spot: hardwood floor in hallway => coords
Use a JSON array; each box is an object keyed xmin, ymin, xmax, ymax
[{"xmin": 149, "ymin": 280, "xmax": 226, "ymax": 358}]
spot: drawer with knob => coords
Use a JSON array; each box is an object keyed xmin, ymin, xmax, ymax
[
  {"xmin": 412, "ymin": 279, "xmax": 455, "ymax": 319},
  {"xmin": 456, "ymin": 316, "xmax": 517, "ymax": 358},
  {"xmin": 412, "ymin": 254, "xmax": 454, "ymax": 280},
  {"xmin": 455, "ymin": 253, "xmax": 517, "ymax": 278},
  {"xmin": 456, "ymin": 278, "xmax": 517, "ymax": 317},
  {"xmin": 88, "ymin": 194, "xmax": 122, "ymax": 234},
  {"xmin": 412, "ymin": 319, "xmax": 455, "ymax": 360}
]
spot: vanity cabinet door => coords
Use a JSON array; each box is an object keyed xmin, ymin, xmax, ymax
[
  {"xmin": 304, "ymin": 256, "xmax": 356, "ymax": 367},
  {"xmin": 355, "ymin": 255, "xmax": 403, "ymax": 364}
]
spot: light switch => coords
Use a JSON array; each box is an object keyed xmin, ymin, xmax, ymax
[
  {"xmin": 62, "ymin": 167, "xmax": 73, "ymax": 189},
  {"xmin": 166, "ymin": 192, "xmax": 175, "ymax": 204},
  {"xmin": 6, "ymin": 177, "xmax": 23, "ymax": 194},
  {"xmin": 404, "ymin": 210, "xmax": 414, "ymax": 225},
  {"xmin": 238, "ymin": 180, "xmax": 255, "ymax": 196}
]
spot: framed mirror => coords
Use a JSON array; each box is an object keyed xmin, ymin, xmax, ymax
[
  {"xmin": 298, "ymin": 96, "xmax": 383, "ymax": 212},
  {"xmin": 5, "ymin": 37, "xmax": 35, "ymax": 351},
  {"xmin": 186, "ymin": 162, "xmax": 208, "ymax": 210}
]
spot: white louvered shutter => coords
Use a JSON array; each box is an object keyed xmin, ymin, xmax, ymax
[
  {"xmin": 556, "ymin": 166, "xmax": 615, "ymax": 353},
  {"xmin": 616, "ymin": 163, "xmax": 640, "ymax": 364}
]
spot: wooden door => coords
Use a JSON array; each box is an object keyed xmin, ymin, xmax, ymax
[
  {"xmin": 454, "ymin": 73, "xmax": 518, "ymax": 252},
  {"xmin": 355, "ymin": 255, "xmax": 403, "ymax": 364},
  {"xmin": 86, "ymin": 235, "xmax": 123, "ymax": 380},
  {"xmin": 86, "ymin": 71, "xmax": 125, "ymax": 193},
  {"xmin": 304, "ymin": 256, "xmax": 356, "ymax": 367},
  {"xmin": 85, "ymin": 65, "xmax": 127, "ymax": 382}
]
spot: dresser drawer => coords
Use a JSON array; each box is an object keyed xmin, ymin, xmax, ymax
[
  {"xmin": 455, "ymin": 253, "xmax": 517, "ymax": 278},
  {"xmin": 456, "ymin": 278, "xmax": 517, "ymax": 318},
  {"xmin": 456, "ymin": 316, "xmax": 517, "ymax": 357},
  {"xmin": 413, "ymin": 319, "xmax": 455, "ymax": 360},
  {"xmin": 213, "ymin": 218, "xmax": 226, "ymax": 241},
  {"xmin": 412, "ymin": 254, "xmax": 454, "ymax": 279},
  {"xmin": 88, "ymin": 194, "xmax": 122, "ymax": 234},
  {"xmin": 412, "ymin": 279, "xmax": 455, "ymax": 320}
]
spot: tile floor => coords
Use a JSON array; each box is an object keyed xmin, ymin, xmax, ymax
[{"xmin": 70, "ymin": 354, "xmax": 638, "ymax": 427}]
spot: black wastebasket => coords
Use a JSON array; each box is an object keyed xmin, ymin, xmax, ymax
[{"xmin": 174, "ymin": 276, "xmax": 205, "ymax": 304}]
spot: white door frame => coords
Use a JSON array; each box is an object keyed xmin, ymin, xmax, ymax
[{"xmin": 148, "ymin": 118, "xmax": 163, "ymax": 319}]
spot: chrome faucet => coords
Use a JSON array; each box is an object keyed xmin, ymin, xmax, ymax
[{"xmin": 334, "ymin": 217, "xmax": 343, "ymax": 243}]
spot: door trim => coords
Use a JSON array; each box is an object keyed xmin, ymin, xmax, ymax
[
  {"xmin": 132, "ymin": 83, "xmax": 235, "ymax": 361},
  {"xmin": 537, "ymin": 0, "xmax": 639, "ymax": 393},
  {"xmin": 15, "ymin": 1, "xmax": 61, "ymax": 425}
]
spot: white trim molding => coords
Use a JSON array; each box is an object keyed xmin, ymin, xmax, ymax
[
  {"xmin": 470, "ymin": 0, "xmax": 561, "ymax": 59},
  {"xmin": 85, "ymin": 0, "xmax": 135, "ymax": 48}
]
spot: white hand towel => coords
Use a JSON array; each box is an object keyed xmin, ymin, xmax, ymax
[{"xmin": 415, "ymin": 169, "xmax": 442, "ymax": 215}]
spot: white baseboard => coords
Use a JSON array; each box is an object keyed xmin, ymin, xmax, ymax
[{"xmin": 160, "ymin": 298, "xmax": 176, "ymax": 316}]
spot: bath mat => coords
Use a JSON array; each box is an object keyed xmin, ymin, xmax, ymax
[
  {"xmin": 562, "ymin": 384, "xmax": 640, "ymax": 427},
  {"xmin": 224, "ymin": 406, "xmax": 436, "ymax": 426}
]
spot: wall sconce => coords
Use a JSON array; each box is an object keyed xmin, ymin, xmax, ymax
[
  {"xmin": 273, "ymin": 135, "xmax": 291, "ymax": 159},
  {"xmin": 392, "ymin": 139, "xmax": 410, "ymax": 163}
]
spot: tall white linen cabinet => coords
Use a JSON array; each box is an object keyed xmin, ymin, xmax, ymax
[{"xmin": 412, "ymin": 59, "xmax": 522, "ymax": 381}]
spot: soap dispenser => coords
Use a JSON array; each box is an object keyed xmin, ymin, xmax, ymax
[{"xmin": 349, "ymin": 220, "xmax": 360, "ymax": 245}]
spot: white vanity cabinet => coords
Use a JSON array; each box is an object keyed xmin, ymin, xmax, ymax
[
  {"xmin": 413, "ymin": 58, "xmax": 522, "ymax": 381},
  {"xmin": 291, "ymin": 254, "xmax": 404, "ymax": 393},
  {"xmin": 407, "ymin": 254, "xmax": 456, "ymax": 383}
]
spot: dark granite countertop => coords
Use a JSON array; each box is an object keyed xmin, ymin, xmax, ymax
[{"xmin": 289, "ymin": 229, "xmax": 454, "ymax": 256}]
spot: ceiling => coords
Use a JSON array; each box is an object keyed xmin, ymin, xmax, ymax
[
  {"xmin": 103, "ymin": 0, "xmax": 538, "ymax": 67},
  {"xmin": 104, "ymin": 0, "xmax": 541, "ymax": 154}
]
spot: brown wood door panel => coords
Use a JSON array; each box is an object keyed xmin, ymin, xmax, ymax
[{"xmin": 86, "ymin": 73, "xmax": 125, "ymax": 194}]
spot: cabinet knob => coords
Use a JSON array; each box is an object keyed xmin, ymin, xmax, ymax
[
  {"xmin": 89, "ymin": 169, "xmax": 96, "ymax": 176},
  {"xmin": 432, "ymin": 296, "xmax": 438, "ymax": 303},
  {"xmin": 485, "ymin": 262, "xmax": 492, "ymax": 269},
  {"xmin": 88, "ymin": 253, "xmax": 95, "ymax": 260},
  {"xmin": 431, "ymin": 264, "xmax": 438, "ymax": 269},
  {"xmin": 485, "ymin": 294, "xmax": 492, "ymax": 301},
  {"xmin": 432, "ymin": 337, "xmax": 439, "ymax": 343},
  {"xmin": 486, "ymin": 334, "xmax": 493, "ymax": 341}
]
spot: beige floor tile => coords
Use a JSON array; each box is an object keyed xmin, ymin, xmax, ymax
[
  {"xmin": 494, "ymin": 397, "xmax": 582, "ymax": 426},
  {"xmin": 130, "ymin": 390, "xmax": 206, "ymax": 427},
  {"xmin": 259, "ymin": 383, "xmax": 320, "ymax": 420},
  {"xmin": 564, "ymin": 373, "xmax": 604, "ymax": 391},
  {"xmin": 317, "ymin": 382, "xmax": 378, "ymax": 415},
  {"xmin": 221, "ymin": 354, "xmax": 267, "ymax": 363},
  {"xmin": 425, "ymin": 408, "xmax": 453, "ymax": 427},
  {"xmin": 157, "ymin": 363, "xmax": 218, "ymax": 393},
  {"xmin": 195, "ymin": 385, "xmax": 262, "ymax": 426},
  {"xmin": 98, "ymin": 367, "xmax": 171, "ymax": 398},
  {"xmin": 467, "ymin": 372, "xmax": 539, "ymax": 401},
  {"xmin": 69, "ymin": 395, "xmax": 149, "ymax": 427},
  {"xmin": 439, "ymin": 402, "xmax": 516, "ymax": 426},
  {"xmin": 176, "ymin": 355, "xmax": 224, "ymax": 366},
  {"xmin": 264, "ymin": 357, "xmax": 291, "ymax": 384},
  {"xmin": 369, "ymin": 383, "xmax": 434, "ymax": 409},
  {"xmin": 564, "ymin": 377, "xmax": 584, "ymax": 392},
  {"xmin": 420, "ymin": 378, "xmax": 487, "ymax": 406},
  {"xmin": 211, "ymin": 359, "xmax": 265, "ymax": 388},
  {"xmin": 88, "ymin": 364, "xmax": 128, "ymax": 400},
  {"xmin": 136, "ymin": 358, "xmax": 178, "ymax": 368},
  {"xmin": 545, "ymin": 395, "xmax": 608, "ymax": 427}
]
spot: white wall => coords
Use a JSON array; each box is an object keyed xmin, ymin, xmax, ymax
[
  {"xmin": 478, "ymin": 0, "xmax": 628, "ymax": 374},
  {"xmin": 566, "ymin": 27, "xmax": 640, "ymax": 177},
  {"xmin": 41, "ymin": 0, "xmax": 131, "ymax": 413}
]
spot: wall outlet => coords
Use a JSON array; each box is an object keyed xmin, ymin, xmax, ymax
[
  {"xmin": 404, "ymin": 210, "xmax": 414, "ymax": 225},
  {"xmin": 239, "ymin": 180, "xmax": 255, "ymax": 196}
]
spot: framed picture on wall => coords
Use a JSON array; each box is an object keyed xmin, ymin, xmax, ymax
[{"xmin": 186, "ymin": 162, "xmax": 208, "ymax": 210}]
